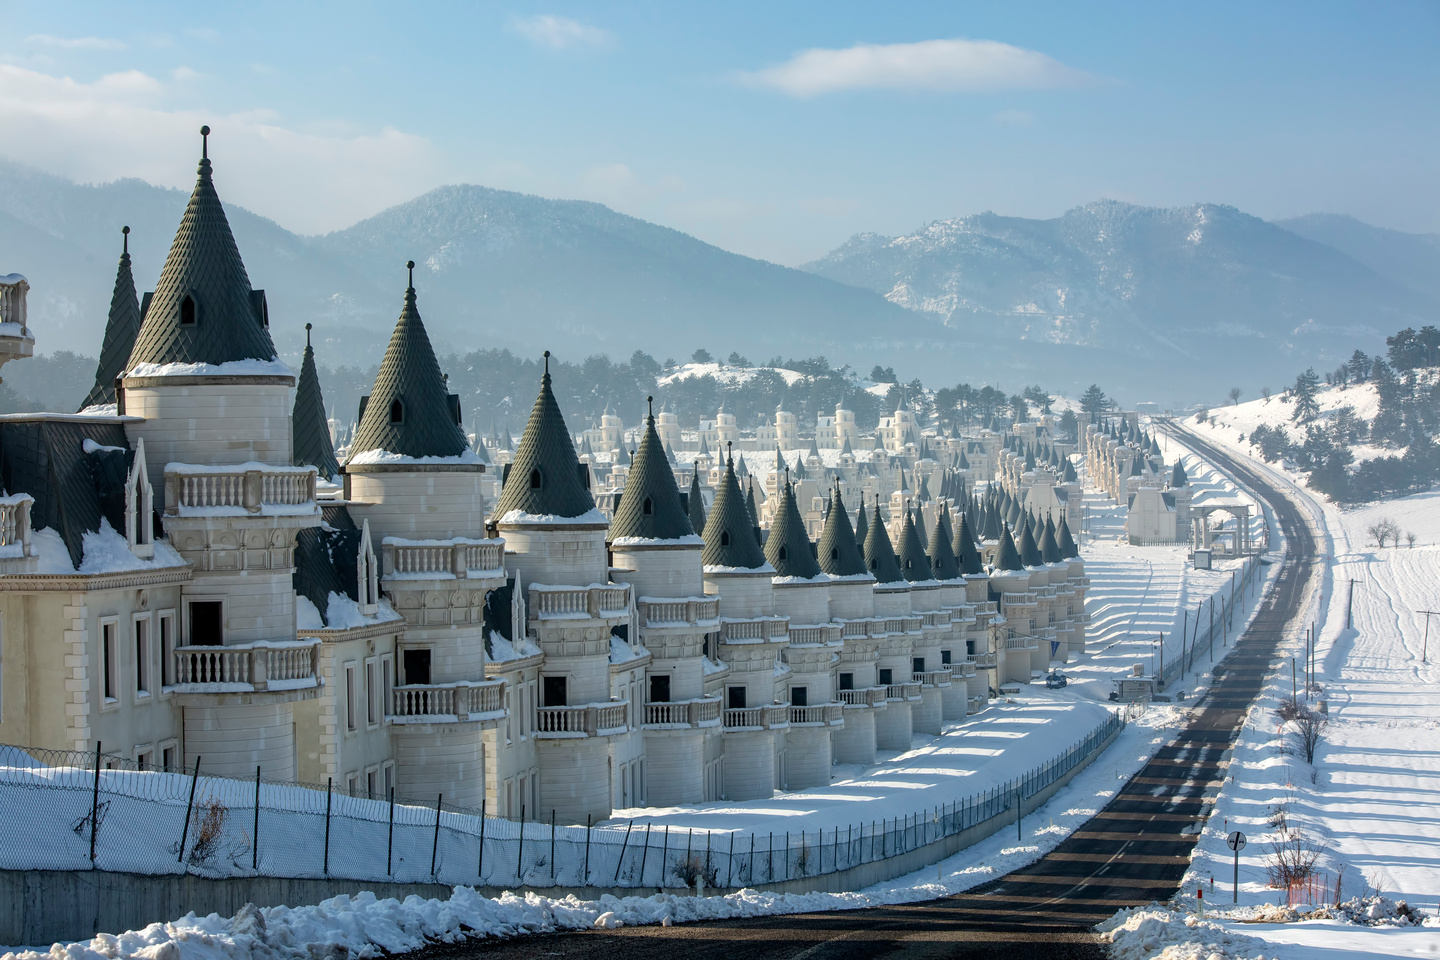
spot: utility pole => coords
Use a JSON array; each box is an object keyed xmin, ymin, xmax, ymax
[
  {"xmin": 1419, "ymin": 611, "xmax": 1439, "ymax": 664},
  {"xmin": 1290, "ymin": 658, "xmax": 1297, "ymax": 704}
]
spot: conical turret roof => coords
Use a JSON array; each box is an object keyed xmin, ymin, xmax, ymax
[
  {"xmin": 347, "ymin": 266, "xmax": 468, "ymax": 463},
  {"xmin": 765, "ymin": 479, "xmax": 821, "ymax": 578},
  {"xmin": 1017, "ymin": 514, "xmax": 1043, "ymax": 567},
  {"xmin": 1171, "ymin": 460, "xmax": 1188, "ymax": 486},
  {"xmin": 863, "ymin": 500, "xmax": 905, "ymax": 584},
  {"xmin": 818, "ymin": 483, "xmax": 868, "ymax": 578},
  {"xmin": 854, "ymin": 494, "xmax": 869, "ymax": 548},
  {"xmin": 897, "ymin": 508, "xmax": 934, "ymax": 582},
  {"xmin": 928, "ymin": 506, "xmax": 960, "ymax": 580},
  {"xmin": 83, "ymin": 226, "xmax": 143, "ymax": 408},
  {"xmin": 1058, "ymin": 515, "xmax": 1079, "ymax": 558},
  {"xmin": 953, "ymin": 511, "xmax": 984, "ymax": 575},
  {"xmin": 127, "ymin": 127, "xmax": 278, "ymax": 369},
  {"xmin": 292, "ymin": 324, "xmax": 340, "ymax": 479},
  {"xmin": 493, "ymin": 352, "xmax": 596, "ymax": 521},
  {"xmin": 687, "ymin": 469, "xmax": 707, "ymax": 533},
  {"xmin": 995, "ymin": 526, "xmax": 1024, "ymax": 572},
  {"xmin": 609, "ymin": 404, "xmax": 695, "ymax": 542},
  {"xmin": 1063, "ymin": 458, "xmax": 1078, "ymax": 483},
  {"xmin": 702, "ymin": 451, "xmax": 768, "ymax": 569},
  {"xmin": 746, "ymin": 479, "xmax": 763, "ymax": 545},
  {"xmin": 840, "ymin": 436, "xmax": 854, "ymax": 456},
  {"xmin": 1040, "ymin": 514, "xmax": 1062, "ymax": 564}
]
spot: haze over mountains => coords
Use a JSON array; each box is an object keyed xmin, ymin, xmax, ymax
[{"xmin": 0, "ymin": 157, "xmax": 1435, "ymax": 407}]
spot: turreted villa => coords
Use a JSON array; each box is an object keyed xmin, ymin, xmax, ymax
[{"xmin": 0, "ymin": 131, "xmax": 1093, "ymax": 824}]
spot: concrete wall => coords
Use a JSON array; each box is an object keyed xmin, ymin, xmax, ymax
[{"xmin": 347, "ymin": 470, "xmax": 487, "ymax": 542}]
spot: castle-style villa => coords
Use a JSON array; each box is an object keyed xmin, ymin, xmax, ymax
[{"xmin": 0, "ymin": 132, "xmax": 1123, "ymax": 825}]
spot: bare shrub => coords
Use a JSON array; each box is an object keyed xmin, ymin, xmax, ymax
[
  {"xmin": 1293, "ymin": 710, "xmax": 1327, "ymax": 764},
  {"xmin": 188, "ymin": 797, "xmax": 228, "ymax": 865},
  {"xmin": 1267, "ymin": 802, "xmax": 1289, "ymax": 833},
  {"xmin": 1275, "ymin": 699, "xmax": 1303, "ymax": 723},
  {"xmin": 1367, "ymin": 518, "xmax": 1400, "ymax": 548},
  {"xmin": 1406, "ymin": 532, "xmax": 1417, "ymax": 548},
  {"xmin": 673, "ymin": 853, "xmax": 719, "ymax": 889},
  {"xmin": 1266, "ymin": 832, "xmax": 1326, "ymax": 891}
]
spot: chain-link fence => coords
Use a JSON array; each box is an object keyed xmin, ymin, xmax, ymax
[{"xmin": 0, "ymin": 712, "xmax": 1121, "ymax": 890}]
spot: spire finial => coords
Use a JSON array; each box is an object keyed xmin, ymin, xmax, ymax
[
  {"xmin": 121, "ymin": 225, "xmax": 129, "ymax": 255},
  {"xmin": 726, "ymin": 440, "xmax": 733, "ymax": 467},
  {"xmin": 543, "ymin": 350, "xmax": 551, "ymax": 378},
  {"xmin": 200, "ymin": 124, "xmax": 210, "ymax": 159},
  {"xmin": 406, "ymin": 259, "xmax": 415, "ymax": 289},
  {"xmin": 305, "ymin": 322, "xmax": 312, "ymax": 347},
  {"xmin": 647, "ymin": 395, "xmax": 654, "ymax": 421}
]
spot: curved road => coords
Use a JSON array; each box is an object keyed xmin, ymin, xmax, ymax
[{"xmin": 424, "ymin": 426, "xmax": 1320, "ymax": 959}]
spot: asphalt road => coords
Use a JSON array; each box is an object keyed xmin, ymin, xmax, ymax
[{"xmin": 425, "ymin": 428, "xmax": 1318, "ymax": 959}]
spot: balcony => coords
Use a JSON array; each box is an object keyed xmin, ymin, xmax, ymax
[
  {"xmin": 1070, "ymin": 576, "xmax": 1091, "ymax": 588},
  {"xmin": 390, "ymin": 679, "xmax": 506, "ymax": 724},
  {"xmin": 164, "ymin": 464, "xmax": 318, "ymax": 518},
  {"xmin": 0, "ymin": 493, "xmax": 34, "ymax": 570},
  {"xmin": 1005, "ymin": 635, "xmax": 1040, "ymax": 651},
  {"xmin": 642, "ymin": 696, "xmax": 722, "ymax": 729},
  {"xmin": 839, "ymin": 618, "xmax": 882, "ymax": 640},
  {"xmin": 529, "ymin": 583, "xmax": 631, "ymax": 621},
  {"xmin": 535, "ymin": 701, "xmax": 630, "ymax": 738},
  {"xmin": 172, "ymin": 640, "xmax": 319, "ymax": 694},
  {"xmin": 920, "ymin": 611, "xmax": 952, "ymax": 629},
  {"xmin": 722, "ymin": 703, "xmax": 790, "ymax": 731},
  {"xmin": 789, "ymin": 703, "xmax": 843, "ymax": 726},
  {"xmin": 913, "ymin": 668, "xmax": 953, "ymax": 688},
  {"xmin": 637, "ymin": 596, "xmax": 720, "ymax": 628},
  {"xmin": 974, "ymin": 652, "xmax": 998, "ymax": 669},
  {"xmin": 836, "ymin": 686, "xmax": 888, "ymax": 709},
  {"xmin": 382, "ymin": 537, "xmax": 504, "ymax": 581},
  {"xmin": 885, "ymin": 681, "xmax": 923, "ymax": 702},
  {"xmin": 786, "ymin": 624, "xmax": 843, "ymax": 645},
  {"xmin": 718, "ymin": 616, "xmax": 789, "ymax": 643}
]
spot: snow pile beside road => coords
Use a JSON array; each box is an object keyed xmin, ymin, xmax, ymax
[{"xmin": 1097, "ymin": 905, "xmax": 1278, "ymax": 960}]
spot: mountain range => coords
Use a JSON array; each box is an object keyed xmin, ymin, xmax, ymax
[{"xmin": 0, "ymin": 156, "xmax": 1435, "ymax": 407}]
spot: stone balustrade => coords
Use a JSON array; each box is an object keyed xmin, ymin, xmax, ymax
[
  {"xmin": 641, "ymin": 696, "xmax": 722, "ymax": 728},
  {"xmin": 172, "ymin": 640, "xmax": 319, "ymax": 693},
  {"xmin": 885, "ymin": 681, "xmax": 923, "ymax": 702},
  {"xmin": 786, "ymin": 623, "xmax": 843, "ymax": 645},
  {"xmin": 382, "ymin": 537, "xmax": 504, "ymax": 580},
  {"xmin": 535, "ymin": 700, "xmax": 630, "ymax": 738},
  {"xmin": 1005, "ymin": 635, "xmax": 1039, "ymax": 650},
  {"xmin": 913, "ymin": 668, "xmax": 953, "ymax": 687},
  {"xmin": 836, "ymin": 686, "xmax": 888, "ymax": 708},
  {"xmin": 718, "ymin": 615, "xmax": 789, "ymax": 642},
  {"xmin": 637, "ymin": 596, "xmax": 721, "ymax": 627},
  {"xmin": 529, "ymin": 583, "xmax": 631, "ymax": 621},
  {"xmin": 165, "ymin": 464, "xmax": 317, "ymax": 517},
  {"xmin": 921, "ymin": 611, "xmax": 952, "ymax": 628},
  {"xmin": 0, "ymin": 494, "xmax": 33, "ymax": 560},
  {"xmin": 390, "ymin": 679, "xmax": 505, "ymax": 722},
  {"xmin": 789, "ymin": 703, "xmax": 844, "ymax": 726},
  {"xmin": 722, "ymin": 703, "xmax": 791, "ymax": 731}
]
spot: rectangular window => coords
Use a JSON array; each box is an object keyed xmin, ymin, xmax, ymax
[
  {"xmin": 188, "ymin": 601, "xmax": 222, "ymax": 646},
  {"xmin": 382, "ymin": 762, "xmax": 394, "ymax": 796},
  {"xmin": 838, "ymin": 672, "xmax": 854, "ymax": 691},
  {"xmin": 101, "ymin": 621, "xmax": 118, "ymax": 702},
  {"xmin": 966, "ymin": 639, "xmax": 976, "ymax": 656},
  {"xmin": 346, "ymin": 773, "xmax": 359, "ymax": 797},
  {"xmin": 648, "ymin": 674, "xmax": 670, "ymax": 703},
  {"xmin": 402, "ymin": 649, "xmax": 431, "ymax": 685},
  {"xmin": 135, "ymin": 747, "xmax": 153, "ymax": 770},
  {"xmin": 366, "ymin": 767, "xmax": 379, "ymax": 799},
  {"xmin": 381, "ymin": 655, "xmax": 394, "ymax": 718},
  {"xmin": 134, "ymin": 617, "xmax": 151, "ymax": 698},
  {"xmin": 912, "ymin": 657, "xmax": 924, "ymax": 674},
  {"xmin": 365, "ymin": 657, "xmax": 378, "ymax": 726},
  {"xmin": 879, "ymin": 668, "xmax": 893, "ymax": 686},
  {"xmin": 159, "ymin": 612, "xmax": 176, "ymax": 687},
  {"xmin": 161, "ymin": 742, "xmax": 178, "ymax": 772},
  {"xmin": 727, "ymin": 685, "xmax": 746, "ymax": 709},
  {"xmin": 543, "ymin": 675, "xmax": 566, "ymax": 707},
  {"xmin": 344, "ymin": 663, "xmax": 357, "ymax": 732},
  {"xmin": 941, "ymin": 649, "xmax": 952, "ymax": 665},
  {"xmin": 791, "ymin": 686, "xmax": 808, "ymax": 707}
]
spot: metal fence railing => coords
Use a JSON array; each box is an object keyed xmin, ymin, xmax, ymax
[
  {"xmin": 0, "ymin": 712, "xmax": 1122, "ymax": 890},
  {"xmin": 1158, "ymin": 555, "xmax": 1261, "ymax": 688}
]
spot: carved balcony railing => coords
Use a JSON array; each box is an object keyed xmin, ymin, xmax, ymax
[
  {"xmin": 723, "ymin": 703, "xmax": 791, "ymax": 731},
  {"xmin": 165, "ymin": 464, "xmax": 317, "ymax": 517},
  {"xmin": 885, "ymin": 681, "xmax": 923, "ymax": 702},
  {"xmin": 382, "ymin": 537, "xmax": 504, "ymax": 580},
  {"xmin": 637, "ymin": 596, "xmax": 721, "ymax": 627},
  {"xmin": 789, "ymin": 703, "xmax": 844, "ymax": 726},
  {"xmin": 172, "ymin": 640, "xmax": 319, "ymax": 693},
  {"xmin": 642, "ymin": 696, "xmax": 722, "ymax": 728},
  {"xmin": 0, "ymin": 493, "xmax": 33, "ymax": 560},
  {"xmin": 535, "ymin": 701, "xmax": 630, "ymax": 738},
  {"xmin": 390, "ymin": 679, "xmax": 506, "ymax": 723},
  {"xmin": 913, "ymin": 668, "xmax": 953, "ymax": 688},
  {"xmin": 718, "ymin": 616, "xmax": 789, "ymax": 643},
  {"xmin": 786, "ymin": 624, "xmax": 843, "ymax": 645},
  {"xmin": 836, "ymin": 686, "xmax": 888, "ymax": 709},
  {"xmin": 529, "ymin": 583, "xmax": 632, "ymax": 621}
]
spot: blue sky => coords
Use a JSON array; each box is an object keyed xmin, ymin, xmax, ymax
[{"xmin": 1, "ymin": 1, "xmax": 1435, "ymax": 264}]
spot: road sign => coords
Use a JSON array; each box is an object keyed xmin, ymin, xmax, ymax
[{"xmin": 1227, "ymin": 831, "xmax": 1247, "ymax": 852}]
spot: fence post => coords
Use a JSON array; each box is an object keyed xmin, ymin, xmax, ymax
[
  {"xmin": 323, "ymin": 778, "xmax": 333, "ymax": 876},
  {"xmin": 726, "ymin": 830, "xmax": 735, "ymax": 888},
  {"xmin": 639, "ymin": 822, "xmax": 653, "ymax": 886},
  {"xmin": 387, "ymin": 788, "xmax": 396, "ymax": 876},
  {"xmin": 768, "ymin": 832, "xmax": 774, "ymax": 882},
  {"xmin": 783, "ymin": 831, "xmax": 789, "ymax": 880},
  {"xmin": 517, "ymin": 805, "xmax": 526, "ymax": 881},
  {"xmin": 478, "ymin": 799, "xmax": 487, "ymax": 881},
  {"xmin": 613, "ymin": 818, "xmax": 634, "ymax": 885},
  {"xmin": 660, "ymin": 825, "xmax": 670, "ymax": 888},
  {"xmin": 748, "ymin": 832, "xmax": 755, "ymax": 884},
  {"xmin": 177, "ymin": 755, "xmax": 201, "ymax": 864},
  {"xmin": 90, "ymin": 742, "xmax": 101, "ymax": 866},
  {"xmin": 430, "ymin": 793, "xmax": 443, "ymax": 878},
  {"xmin": 252, "ymin": 765, "xmax": 261, "ymax": 871},
  {"xmin": 583, "ymin": 813, "xmax": 591, "ymax": 885},
  {"xmin": 550, "ymin": 810, "xmax": 556, "ymax": 883}
]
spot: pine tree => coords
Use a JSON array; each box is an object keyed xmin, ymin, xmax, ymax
[
  {"xmin": 1079, "ymin": 384, "xmax": 1108, "ymax": 418},
  {"xmin": 1291, "ymin": 368, "xmax": 1321, "ymax": 423}
]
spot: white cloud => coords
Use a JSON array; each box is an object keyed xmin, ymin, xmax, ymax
[
  {"xmin": 0, "ymin": 63, "xmax": 446, "ymax": 235},
  {"xmin": 738, "ymin": 37, "xmax": 1089, "ymax": 97},
  {"xmin": 26, "ymin": 34, "xmax": 126, "ymax": 51},
  {"xmin": 509, "ymin": 14, "xmax": 611, "ymax": 51}
]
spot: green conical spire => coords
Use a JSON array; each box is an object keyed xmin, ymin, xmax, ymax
[
  {"xmin": 1017, "ymin": 514, "xmax": 1043, "ymax": 567},
  {"xmin": 995, "ymin": 526, "xmax": 1024, "ymax": 572},
  {"xmin": 1063, "ymin": 458, "xmax": 1078, "ymax": 483},
  {"xmin": 953, "ymin": 511, "xmax": 983, "ymax": 575},
  {"xmin": 766, "ymin": 478, "xmax": 821, "ymax": 578},
  {"xmin": 687, "ymin": 467, "xmax": 707, "ymax": 533},
  {"xmin": 292, "ymin": 324, "xmax": 340, "ymax": 479},
  {"xmin": 348, "ymin": 264, "xmax": 468, "ymax": 461},
  {"xmin": 928, "ymin": 504, "xmax": 960, "ymax": 580},
  {"xmin": 702, "ymin": 449, "xmax": 768, "ymax": 569},
  {"xmin": 492, "ymin": 352, "xmax": 596, "ymax": 520},
  {"xmin": 863, "ymin": 502, "xmax": 905, "ymax": 584},
  {"xmin": 745, "ymin": 479, "xmax": 763, "ymax": 545},
  {"xmin": 896, "ymin": 508, "xmax": 934, "ymax": 582},
  {"xmin": 1040, "ymin": 514, "xmax": 1062, "ymax": 564},
  {"xmin": 83, "ymin": 226, "xmax": 142, "ymax": 408},
  {"xmin": 818, "ymin": 482, "xmax": 869, "ymax": 578},
  {"xmin": 1057, "ymin": 515, "xmax": 1079, "ymax": 559},
  {"xmin": 128, "ymin": 126, "xmax": 278, "ymax": 368},
  {"xmin": 854, "ymin": 493, "xmax": 869, "ymax": 548},
  {"xmin": 609, "ymin": 402, "xmax": 695, "ymax": 542},
  {"xmin": 1171, "ymin": 460, "xmax": 1188, "ymax": 486}
]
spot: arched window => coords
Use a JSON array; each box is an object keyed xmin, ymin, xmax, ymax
[
  {"xmin": 642, "ymin": 497, "xmax": 653, "ymax": 515},
  {"xmin": 529, "ymin": 469, "xmax": 542, "ymax": 489},
  {"xmin": 905, "ymin": 559, "xmax": 912, "ymax": 569},
  {"xmin": 180, "ymin": 296, "xmax": 196, "ymax": 325},
  {"xmin": 777, "ymin": 546, "xmax": 788, "ymax": 561},
  {"xmin": 389, "ymin": 399, "xmax": 403, "ymax": 423},
  {"xmin": 869, "ymin": 557, "xmax": 877, "ymax": 570},
  {"xmin": 830, "ymin": 547, "xmax": 839, "ymax": 561},
  {"xmin": 720, "ymin": 531, "xmax": 730, "ymax": 547}
]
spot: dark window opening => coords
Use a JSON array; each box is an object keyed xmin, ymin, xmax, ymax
[
  {"xmin": 180, "ymin": 296, "xmax": 196, "ymax": 326},
  {"xmin": 838, "ymin": 672, "xmax": 854, "ymax": 690},
  {"xmin": 778, "ymin": 546, "xmax": 788, "ymax": 560},
  {"xmin": 529, "ymin": 469, "xmax": 542, "ymax": 489},
  {"xmin": 260, "ymin": 300, "xmax": 269, "ymax": 327},
  {"xmin": 649, "ymin": 675, "xmax": 670, "ymax": 703},
  {"xmin": 879, "ymin": 668, "xmax": 893, "ymax": 685},
  {"xmin": 830, "ymin": 547, "xmax": 839, "ymax": 560},
  {"xmin": 941, "ymin": 649, "xmax": 952, "ymax": 665},
  {"xmin": 720, "ymin": 531, "xmax": 730, "ymax": 546},
  {"xmin": 389, "ymin": 399, "xmax": 403, "ymax": 424},
  {"xmin": 912, "ymin": 657, "xmax": 924, "ymax": 673},
  {"xmin": 542, "ymin": 676, "xmax": 567, "ymax": 707},
  {"xmin": 869, "ymin": 558, "xmax": 877, "ymax": 570},
  {"xmin": 188, "ymin": 601, "xmax": 222, "ymax": 646},
  {"xmin": 402, "ymin": 649, "xmax": 431, "ymax": 686},
  {"xmin": 642, "ymin": 497, "xmax": 653, "ymax": 515},
  {"xmin": 791, "ymin": 686, "xmax": 808, "ymax": 707},
  {"xmin": 727, "ymin": 686, "xmax": 746, "ymax": 709},
  {"xmin": 966, "ymin": 639, "xmax": 976, "ymax": 656}
]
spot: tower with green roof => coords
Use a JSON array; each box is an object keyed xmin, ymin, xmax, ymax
[{"xmin": 82, "ymin": 226, "xmax": 142, "ymax": 410}]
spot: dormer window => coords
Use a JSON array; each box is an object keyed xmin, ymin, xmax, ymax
[
  {"xmin": 125, "ymin": 439, "xmax": 154, "ymax": 559},
  {"xmin": 777, "ymin": 546, "xmax": 788, "ymax": 561},
  {"xmin": 720, "ymin": 531, "xmax": 730, "ymax": 547},
  {"xmin": 642, "ymin": 497, "xmax": 653, "ymax": 515},
  {"xmin": 529, "ymin": 469, "xmax": 542, "ymax": 489},
  {"xmin": 180, "ymin": 296, "xmax": 196, "ymax": 325},
  {"xmin": 389, "ymin": 399, "xmax": 403, "ymax": 424},
  {"xmin": 830, "ymin": 547, "xmax": 839, "ymax": 561}
]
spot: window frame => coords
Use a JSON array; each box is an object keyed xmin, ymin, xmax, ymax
[
  {"xmin": 160, "ymin": 739, "xmax": 179, "ymax": 773},
  {"xmin": 99, "ymin": 618, "xmax": 120, "ymax": 707},
  {"xmin": 133, "ymin": 614, "xmax": 153, "ymax": 702},
  {"xmin": 344, "ymin": 661, "xmax": 358, "ymax": 734},
  {"xmin": 365, "ymin": 656, "xmax": 379, "ymax": 728},
  {"xmin": 185, "ymin": 598, "xmax": 224, "ymax": 646},
  {"xmin": 158, "ymin": 609, "xmax": 176, "ymax": 693}
]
